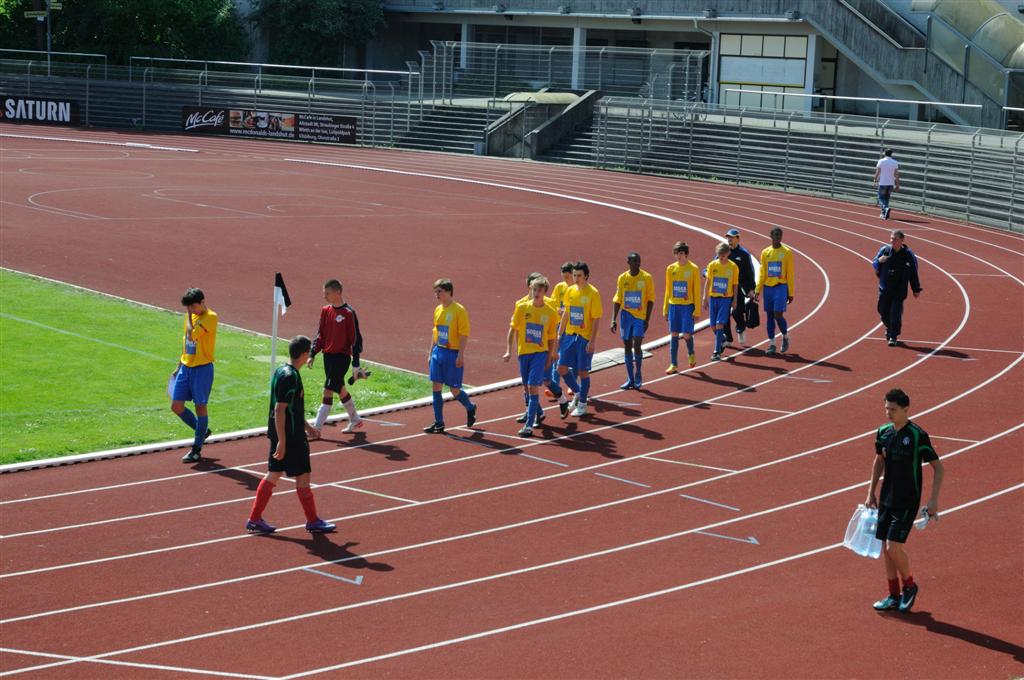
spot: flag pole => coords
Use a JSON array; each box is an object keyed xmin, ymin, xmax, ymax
[{"xmin": 270, "ymin": 290, "xmax": 279, "ymax": 379}]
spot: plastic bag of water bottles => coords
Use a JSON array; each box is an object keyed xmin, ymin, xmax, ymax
[
  {"xmin": 843, "ymin": 505, "xmax": 882, "ymax": 559},
  {"xmin": 914, "ymin": 507, "xmax": 933, "ymax": 530}
]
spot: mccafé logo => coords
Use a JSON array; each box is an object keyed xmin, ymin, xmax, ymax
[{"xmin": 184, "ymin": 110, "xmax": 226, "ymax": 130}]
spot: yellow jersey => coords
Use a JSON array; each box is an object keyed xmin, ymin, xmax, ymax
[
  {"xmin": 510, "ymin": 299, "xmax": 559, "ymax": 355},
  {"xmin": 613, "ymin": 269, "xmax": 655, "ymax": 321},
  {"xmin": 705, "ymin": 259, "xmax": 739, "ymax": 299},
  {"xmin": 664, "ymin": 260, "xmax": 702, "ymax": 314},
  {"xmin": 756, "ymin": 244, "xmax": 795, "ymax": 296},
  {"xmin": 432, "ymin": 301, "xmax": 470, "ymax": 350},
  {"xmin": 180, "ymin": 309, "xmax": 217, "ymax": 367},
  {"xmin": 551, "ymin": 280, "xmax": 571, "ymax": 312},
  {"xmin": 562, "ymin": 282, "xmax": 603, "ymax": 340}
]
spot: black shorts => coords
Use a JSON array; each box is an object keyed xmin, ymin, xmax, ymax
[
  {"xmin": 322, "ymin": 353, "xmax": 352, "ymax": 393},
  {"xmin": 875, "ymin": 505, "xmax": 916, "ymax": 544},
  {"xmin": 267, "ymin": 436, "xmax": 311, "ymax": 477}
]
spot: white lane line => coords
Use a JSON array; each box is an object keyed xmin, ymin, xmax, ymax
[
  {"xmin": 303, "ymin": 567, "xmax": 364, "ymax": 586},
  {"xmin": 0, "ymin": 647, "xmax": 270, "ymax": 679},
  {"xmin": 0, "ymin": 313, "xmax": 168, "ymax": 361},
  {"xmin": 648, "ymin": 457, "xmax": 736, "ymax": 472},
  {"xmin": 931, "ymin": 435, "xmax": 981, "ymax": 444},
  {"xmin": 360, "ymin": 417, "xmax": 405, "ymax": 427},
  {"xmin": 948, "ymin": 273, "xmax": 1011, "ymax": 277},
  {"xmin": 679, "ymin": 494, "xmax": 741, "ymax": 511},
  {"xmin": 779, "ymin": 375, "xmax": 832, "ymax": 384},
  {"xmin": 916, "ymin": 354, "xmax": 978, "ymax": 361},
  {"xmin": 0, "ymin": 133, "xmax": 199, "ymax": 153},
  {"xmin": 593, "ymin": 473, "xmax": 651, "ymax": 489},
  {"xmin": 518, "ymin": 453, "xmax": 570, "ymax": 468},
  {"xmin": 709, "ymin": 402, "xmax": 794, "ymax": 415},
  {"xmin": 866, "ymin": 338, "xmax": 1021, "ymax": 355},
  {"xmin": 12, "ymin": 443, "xmax": 1016, "ymax": 677},
  {"xmin": 0, "ymin": 198, "xmax": 93, "ymax": 220},
  {"xmin": 693, "ymin": 531, "xmax": 759, "ymax": 545},
  {"xmin": 329, "ymin": 484, "xmax": 419, "ymax": 506}
]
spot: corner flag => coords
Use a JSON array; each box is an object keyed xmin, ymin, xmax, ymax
[{"xmin": 274, "ymin": 272, "xmax": 291, "ymax": 316}]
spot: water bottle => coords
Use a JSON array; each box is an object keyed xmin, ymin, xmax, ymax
[{"xmin": 914, "ymin": 507, "xmax": 930, "ymax": 530}]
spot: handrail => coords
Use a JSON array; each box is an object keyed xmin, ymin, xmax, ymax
[
  {"xmin": 723, "ymin": 88, "xmax": 983, "ymax": 109},
  {"xmin": 1, "ymin": 48, "xmax": 107, "ymax": 78},
  {"xmin": 128, "ymin": 56, "xmax": 410, "ymax": 78}
]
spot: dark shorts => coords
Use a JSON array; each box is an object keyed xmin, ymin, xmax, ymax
[
  {"xmin": 267, "ymin": 436, "xmax": 311, "ymax": 477},
  {"xmin": 322, "ymin": 353, "xmax": 352, "ymax": 393},
  {"xmin": 875, "ymin": 505, "xmax": 916, "ymax": 544}
]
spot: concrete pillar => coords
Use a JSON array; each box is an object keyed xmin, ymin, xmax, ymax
[
  {"xmin": 461, "ymin": 23, "xmax": 472, "ymax": 69},
  {"xmin": 571, "ymin": 26, "xmax": 587, "ymax": 89},
  {"xmin": 803, "ymin": 33, "xmax": 817, "ymax": 113},
  {"xmin": 708, "ymin": 31, "xmax": 720, "ymax": 104}
]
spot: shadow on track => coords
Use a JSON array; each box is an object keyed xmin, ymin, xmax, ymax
[{"xmin": 883, "ymin": 610, "xmax": 1024, "ymax": 662}]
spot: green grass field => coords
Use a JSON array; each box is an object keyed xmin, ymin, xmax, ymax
[{"xmin": 0, "ymin": 269, "xmax": 432, "ymax": 464}]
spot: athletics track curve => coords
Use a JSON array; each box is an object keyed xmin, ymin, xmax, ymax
[{"xmin": 0, "ymin": 126, "xmax": 1021, "ymax": 679}]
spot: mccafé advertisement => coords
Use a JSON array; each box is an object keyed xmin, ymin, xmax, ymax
[{"xmin": 181, "ymin": 106, "xmax": 357, "ymax": 144}]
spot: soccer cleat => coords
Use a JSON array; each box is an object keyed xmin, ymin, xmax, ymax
[
  {"xmin": 665, "ymin": 364, "xmax": 677, "ymax": 375},
  {"xmin": 203, "ymin": 428, "xmax": 212, "ymax": 443},
  {"xmin": 466, "ymin": 405, "xmax": 478, "ymax": 428},
  {"xmin": 534, "ymin": 411, "xmax": 546, "ymax": 427},
  {"xmin": 559, "ymin": 400, "xmax": 570, "ymax": 419},
  {"xmin": 766, "ymin": 344, "xmax": 777, "ymax": 356},
  {"xmin": 566, "ymin": 388, "xmax": 575, "ymax": 398},
  {"xmin": 737, "ymin": 330, "xmax": 746, "ymax": 344},
  {"xmin": 517, "ymin": 426, "xmax": 533, "ymax": 437},
  {"xmin": 898, "ymin": 583, "xmax": 919, "ymax": 612},
  {"xmin": 711, "ymin": 352, "xmax": 722, "ymax": 361},
  {"xmin": 634, "ymin": 373, "xmax": 643, "ymax": 389},
  {"xmin": 342, "ymin": 417, "xmax": 363, "ymax": 433},
  {"xmin": 879, "ymin": 211, "xmax": 886, "ymax": 219},
  {"xmin": 572, "ymin": 402, "xmax": 587, "ymax": 417},
  {"xmin": 423, "ymin": 422, "xmax": 445, "ymax": 434},
  {"xmin": 543, "ymin": 387, "xmax": 555, "ymax": 399},
  {"xmin": 516, "ymin": 411, "xmax": 530, "ymax": 424},
  {"xmin": 305, "ymin": 518, "xmax": 337, "ymax": 534},
  {"xmin": 780, "ymin": 336, "xmax": 790, "ymax": 353},
  {"xmin": 888, "ymin": 338, "xmax": 897, "ymax": 347},
  {"xmin": 884, "ymin": 207, "xmax": 892, "ymax": 220},
  {"xmin": 688, "ymin": 353, "xmax": 697, "ymax": 368},
  {"xmin": 181, "ymin": 446, "xmax": 202, "ymax": 464},
  {"xmin": 872, "ymin": 594, "xmax": 900, "ymax": 611},
  {"xmin": 246, "ymin": 518, "xmax": 276, "ymax": 535},
  {"xmin": 620, "ymin": 380, "xmax": 635, "ymax": 390}
]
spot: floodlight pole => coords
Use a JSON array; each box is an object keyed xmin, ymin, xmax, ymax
[{"xmin": 46, "ymin": 1, "xmax": 51, "ymax": 76}]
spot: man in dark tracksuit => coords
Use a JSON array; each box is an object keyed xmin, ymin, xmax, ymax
[
  {"xmin": 723, "ymin": 228, "xmax": 756, "ymax": 345},
  {"xmin": 872, "ymin": 230, "xmax": 922, "ymax": 346}
]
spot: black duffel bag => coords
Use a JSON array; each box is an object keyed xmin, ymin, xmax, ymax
[{"xmin": 744, "ymin": 297, "xmax": 760, "ymax": 329}]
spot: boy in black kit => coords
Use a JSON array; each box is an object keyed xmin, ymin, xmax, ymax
[
  {"xmin": 246, "ymin": 336, "xmax": 335, "ymax": 535},
  {"xmin": 866, "ymin": 388, "xmax": 944, "ymax": 612}
]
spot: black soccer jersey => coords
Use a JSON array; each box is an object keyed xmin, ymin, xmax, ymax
[
  {"xmin": 875, "ymin": 420, "xmax": 938, "ymax": 509},
  {"xmin": 268, "ymin": 364, "xmax": 306, "ymax": 443}
]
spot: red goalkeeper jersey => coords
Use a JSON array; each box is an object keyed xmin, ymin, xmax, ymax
[{"xmin": 311, "ymin": 304, "xmax": 363, "ymax": 362}]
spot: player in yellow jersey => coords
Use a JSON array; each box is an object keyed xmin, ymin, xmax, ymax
[
  {"xmin": 507, "ymin": 272, "xmax": 569, "ymax": 421},
  {"xmin": 170, "ymin": 287, "xmax": 218, "ymax": 463},
  {"xmin": 703, "ymin": 244, "xmax": 739, "ymax": 361},
  {"xmin": 753, "ymin": 226, "xmax": 795, "ymax": 355},
  {"xmin": 558, "ymin": 261, "xmax": 602, "ymax": 417},
  {"xmin": 611, "ymin": 252, "xmax": 655, "ymax": 389},
  {"xmin": 663, "ymin": 241, "xmax": 702, "ymax": 372},
  {"xmin": 424, "ymin": 279, "xmax": 477, "ymax": 434},
  {"xmin": 504, "ymin": 277, "xmax": 563, "ymax": 435}
]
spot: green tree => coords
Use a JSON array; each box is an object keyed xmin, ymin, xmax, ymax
[
  {"xmin": 0, "ymin": 0, "xmax": 249, "ymax": 64},
  {"xmin": 253, "ymin": 0, "xmax": 384, "ymax": 67}
]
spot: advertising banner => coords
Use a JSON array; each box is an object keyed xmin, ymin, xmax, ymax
[
  {"xmin": 1, "ymin": 96, "xmax": 80, "ymax": 126},
  {"xmin": 182, "ymin": 107, "xmax": 357, "ymax": 144}
]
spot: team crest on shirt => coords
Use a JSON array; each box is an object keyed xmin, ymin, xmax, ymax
[
  {"xmin": 335, "ymin": 313, "xmax": 345, "ymax": 323},
  {"xmin": 581, "ymin": 296, "xmax": 589, "ymax": 303},
  {"xmin": 902, "ymin": 436, "xmax": 910, "ymax": 445},
  {"xmin": 446, "ymin": 313, "xmax": 452, "ymax": 322}
]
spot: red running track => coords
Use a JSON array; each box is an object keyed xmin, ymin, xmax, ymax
[{"xmin": 1, "ymin": 126, "xmax": 1022, "ymax": 679}]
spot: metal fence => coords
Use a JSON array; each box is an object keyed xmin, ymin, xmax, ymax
[
  {"xmin": 426, "ymin": 41, "xmax": 707, "ymax": 103},
  {"xmin": 592, "ymin": 97, "xmax": 1021, "ymax": 231}
]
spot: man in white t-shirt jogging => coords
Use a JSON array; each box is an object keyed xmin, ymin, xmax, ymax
[{"xmin": 873, "ymin": 148, "xmax": 900, "ymax": 220}]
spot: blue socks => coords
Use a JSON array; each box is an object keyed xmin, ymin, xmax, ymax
[
  {"xmin": 455, "ymin": 390, "xmax": 474, "ymax": 411},
  {"xmin": 685, "ymin": 336, "xmax": 695, "ymax": 355},
  {"xmin": 624, "ymin": 350, "xmax": 635, "ymax": 383},
  {"xmin": 580, "ymin": 377, "xmax": 591, "ymax": 403},
  {"xmin": 670, "ymin": 337, "xmax": 679, "ymax": 365},
  {"xmin": 528, "ymin": 394, "xmax": 541, "ymax": 426},
  {"xmin": 715, "ymin": 329, "xmax": 725, "ymax": 353},
  {"xmin": 432, "ymin": 391, "xmax": 444, "ymax": 423},
  {"xmin": 562, "ymin": 371, "xmax": 580, "ymax": 394},
  {"xmin": 767, "ymin": 314, "xmax": 776, "ymax": 340},
  {"xmin": 777, "ymin": 315, "xmax": 789, "ymax": 336},
  {"xmin": 177, "ymin": 407, "xmax": 197, "ymax": 430},
  {"xmin": 194, "ymin": 416, "xmax": 208, "ymax": 448}
]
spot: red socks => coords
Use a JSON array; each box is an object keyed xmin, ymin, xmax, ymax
[
  {"xmin": 296, "ymin": 487, "xmax": 319, "ymax": 523},
  {"xmin": 902, "ymin": 575, "xmax": 915, "ymax": 589},
  {"xmin": 249, "ymin": 480, "xmax": 275, "ymax": 521},
  {"xmin": 888, "ymin": 578, "xmax": 900, "ymax": 596}
]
